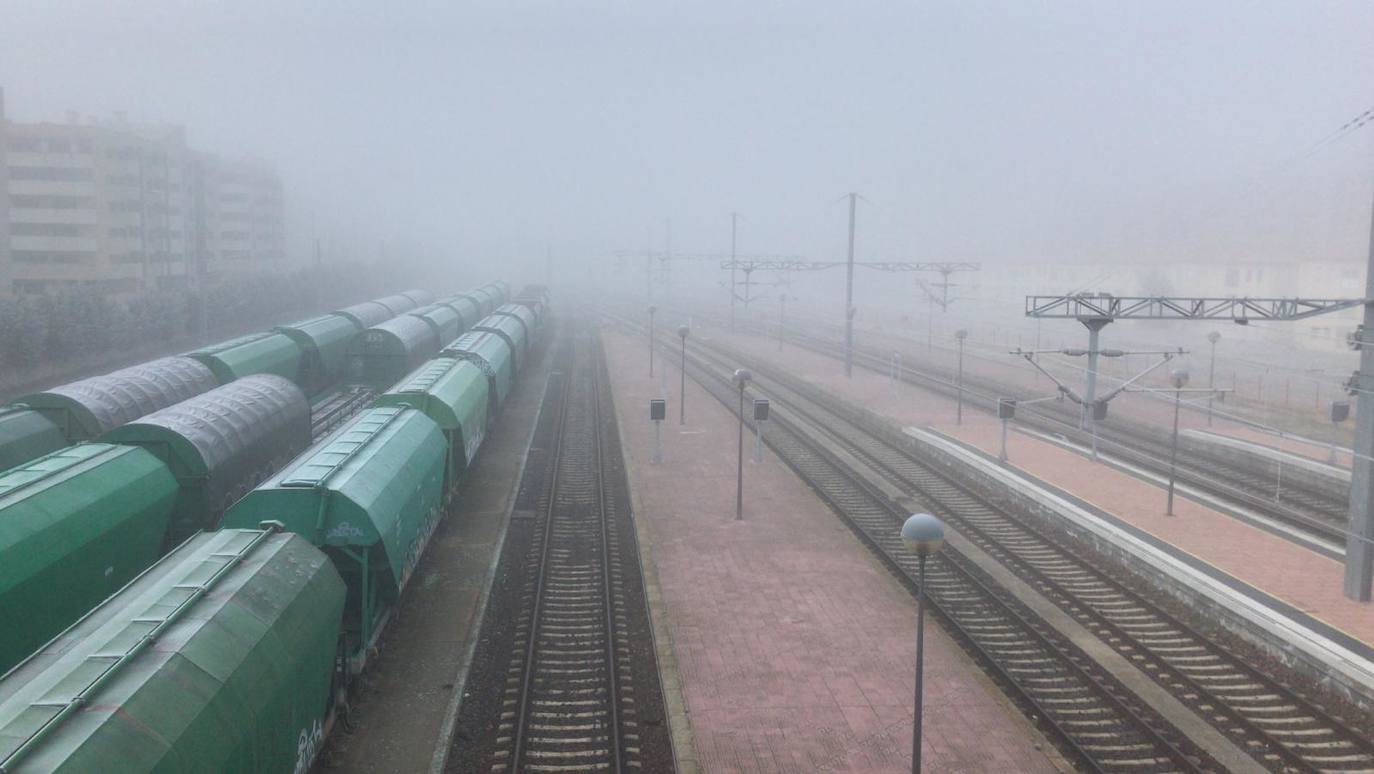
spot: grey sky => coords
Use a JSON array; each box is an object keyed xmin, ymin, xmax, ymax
[{"xmin": 1, "ymin": 1, "xmax": 1370, "ymax": 269}]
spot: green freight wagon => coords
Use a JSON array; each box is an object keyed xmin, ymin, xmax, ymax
[
  {"xmin": 472, "ymin": 313, "xmax": 528, "ymax": 374},
  {"xmin": 223, "ymin": 407, "xmax": 446, "ymax": 668},
  {"xmin": 274, "ymin": 313, "xmax": 362, "ymax": 395},
  {"xmin": 492, "ymin": 303, "xmax": 538, "ymax": 347},
  {"xmin": 373, "ymin": 358, "xmax": 490, "ymax": 497},
  {"xmin": 345, "ymin": 316, "xmax": 440, "ymax": 391},
  {"xmin": 0, "ymin": 409, "xmax": 66, "ymax": 474},
  {"xmin": 407, "ymin": 304, "xmax": 465, "ymax": 347},
  {"xmin": 400, "ymin": 289, "xmax": 434, "ymax": 308},
  {"xmin": 185, "ymin": 331, "xmax": 304, "ymax": 386},
  {"xmin": 373, "ymin": 293, "xmax": 420, "ymax": 317},
  {"xmin": 440, "ymin": 331, "xmax": 515, "ymax": 418},
  {"xmin": 480, "ymin": 280, "xmax": 510, "ymax": 306},
  {"xmin": 438, "ymin": 295, "xmax": 482, "ymax": 331},
  {"xmin": 462, "ymin": 287, "xmax": 497, "ymax": 318},
  {"xmin": 17, "ymin": 357, "xmax": 219, "ymax": 443},
  {"xmin": 102, "ymin": 375, "xmax": 311, "ymax": 548},
  {"xmin": 0, "ymin": 528, "xmax": 345, "ymax": 774},
  {"xmin": 333, "ymin": 300, "xmax": 393, "ymax": 329},
  {"xmin": 0, "ymin": 444, "xmax": 177, "ymax": 675}
]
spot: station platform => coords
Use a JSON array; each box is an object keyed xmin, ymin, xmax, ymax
[
  {"xmin": 319, "ymin": 337, "xmax": 557, "ymax": 773},
  {"xmin": 708, "ymin": 329, "xmax": 1374, "ymax": 705},
  {"xmin": 601, "ymin": 331, "xmax": 1067, "ymax": 773}
]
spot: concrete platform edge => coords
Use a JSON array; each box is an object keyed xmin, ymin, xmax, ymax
[
  {"xmin": 907, "ymin": 425, "xmax": 1374, "ymax": 711},
  {"xmin": 607, "ymin": 342, "xmax": 701, "ymax": 774}
]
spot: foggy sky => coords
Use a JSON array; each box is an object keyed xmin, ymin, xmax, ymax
[{"xmin": 1, "ymin": 1, "xmax": 1371, "ymax": 271}]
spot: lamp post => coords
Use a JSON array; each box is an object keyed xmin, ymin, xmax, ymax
[
  {"xmin": 678, "ymin": 325, "xmax": 690, "ymax": 424},
  {"xmin": 734, "ymin": 369, "xmax": 752, "ymax": 520},
  {"xmin": 1206, "ymin": 332, "xmax": 1220, "ymax": 427},
  {"xmin": 954, "ymin": 330, "xmax": 968, "ymax": 425},
  {"xmin": 901, "ymin": 512, "xmax": 945, "ymax": 774},
  {"xmin": 648, "ymin": 305, "xmax": 657, "ymax": 378},
  {"xmin": 1167, "ymin": 368, "xmax": 1189, "ymax": 516},
  {"xmin": 777, "ymin": 293, "xmax": 788, "ymax": 352}
]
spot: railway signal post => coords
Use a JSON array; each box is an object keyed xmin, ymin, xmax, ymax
[
  {"xmin": 734, "ymin": 369, "xmax": 752, "ymax": 519},
  {"xmin": 753, "ymin": 398, "xmax": 769, "ymax": 463},
  {"xmin": 678, "ymin": 325, "xmax": 690, "ymax": 424},
  {"xmin": 901, "ymin": 512, "xmax": 945, "ymax": 774},
  {"xmin": 998, "ymin": 398, "xmax": 1016, "ymax": 462},
  {"xmin": 650, "ymin": 399, "xmax": 665, "ymax": 464}
]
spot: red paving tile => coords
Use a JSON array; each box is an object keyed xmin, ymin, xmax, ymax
[
  {"xmin": 602, "ymin": 332, "xmax": 1063, "ymax": 773},
  {"xmin": 715, "ymin": 330, "xmax": 1374, "ymax": 649}
]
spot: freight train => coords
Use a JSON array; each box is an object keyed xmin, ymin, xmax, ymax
[{"xmin": 0, "ymin": 282, "xmax": 547, "ymax": 774}]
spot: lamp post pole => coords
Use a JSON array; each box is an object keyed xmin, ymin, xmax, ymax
[
  {"xmin": 734, "ymin": 369, "xmax": 752, "ymax": 520},
  {"xmin": 778, "ymin": 293, "xmax": 787, "ymax": 352},
  {"xmin": 1167, "ymin": 368, "xmax": 1190, "ymax": 516},
  {"xmin": 955, "ymin": 330, "xmax": 968, "ymax": 425},
  {"xmin": 1206, "ymin": 332, "xmax": 1220, "ymax": 427},
  {"xmin": 678, "ymin": 325, "xmax": 690, "ymax": 424},
  {"xmin": 648, "ymin": 305, "xmax": 657, "ymax": 378},
  {"xmin": 901, "ymin": 513, "xmax": 945, "ymax": 774}
]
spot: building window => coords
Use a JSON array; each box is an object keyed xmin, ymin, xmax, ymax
[
  {"xmin": 12, "ymin": 250, "xmax": 91, "ymax": 264},
  {"xmin": 9, "ymin": 166, "xmax": 94, "ymax": 182},
  {"xmin": 11, "ymin": 223, "xmax": 88, "ymax": 237},
  {"xmin": 10, "ymin": 194, "xmax": 95, "ymax": 209}
]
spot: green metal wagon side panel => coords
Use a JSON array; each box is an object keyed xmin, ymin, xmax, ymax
[
  {"xmin": 186, "ymin": 332, "xmax": 303, "ymax": 386},
  {"xmin": 0, "ymin": 410, "xmax": 66, "ymax": 475},
  {"xmin": 440, "ymin": 332, "xmax": 514, "ymax": 414},
  {"xmin": 223, "ymin": 406, "xmax": 447, "ymax": 595},
  {"xmin": 274, "ymin": 314, "xmax": 360, "ymax": 393},
  {"xmin": 374, "ymin": 358, "xmax": 490, "ymax": 473},
  {"xmin": 0, "ymin": 444, "xmax": 176, "ymax": 675},
  {"xmin": 0, "ymin": 529, "xmax": 344, "ymax": 774},
  {"xmin": 473, "ymin": 315, "xmax": 527, "ymax": 373}
]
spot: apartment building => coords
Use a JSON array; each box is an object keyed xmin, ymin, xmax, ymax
[{"xmin": 0, "ymin": 90, "xmax": 286, "ymax": 296}]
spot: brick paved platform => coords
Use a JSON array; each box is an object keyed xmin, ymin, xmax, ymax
[
  {"xmin": 712, "ymin": 329, "xmax": 1374, "ymax": 652},
  {"xmin": 602, "ymin": 331, "xmax": 1065, "ymax": 773}
]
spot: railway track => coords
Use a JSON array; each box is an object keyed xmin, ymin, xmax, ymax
[
  {"xmin": 457, "ymin": 323, "xmax": 672, "ymax": 774},
  {"xmin": 675, "ymin": 331, "xmax": 1374, "ymax": 773},
  {"xmin": 700, "ymin": 312, "xmax": 1350, "ymax": 549},
  {"xmin": 611, "ymin": 315, "xmax": 1210, "ymax": 772}
]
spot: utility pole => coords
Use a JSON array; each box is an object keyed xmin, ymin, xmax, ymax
[
  {"xmin": 1346, "ymin": 186, "xmax": 1374, "ymax": 601},
  {"xmin": 729, "ymin": 212, "xmax": 739, "ymax": 333},
  {"xmin": 845, "ymin": 192, "xmax": 857, "ymax": 378}
]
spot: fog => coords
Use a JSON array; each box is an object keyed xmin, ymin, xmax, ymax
[{"xmin": 2, "ymin": 1, "xmax": 1371, "ymax": 272}]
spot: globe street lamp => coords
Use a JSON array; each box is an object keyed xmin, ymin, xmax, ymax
[
  {"xmin": 902, "ymin": 512, "xmax": 945, "ymax": 774},
  {"xmin": 1167, "ymin": 368, "xmax": 1190, "ymax": 515},
  {"xmin": 678, "ymin": 325, "xmax": 690, "ymax": 424},
  {"xmin": 734, "ymin": 369, "xmax": 752, "ymax": 520}
]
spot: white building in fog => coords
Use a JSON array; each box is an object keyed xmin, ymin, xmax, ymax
[{"xmin": 0, "ymin": 89, "xmax": 286, "ymax": 296}]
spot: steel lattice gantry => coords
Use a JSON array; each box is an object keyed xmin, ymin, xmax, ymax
[
  {"xmin": 1026, "ymin": 294, "xmax": 1368, "ymax": 322},
  {"xmin": 1027, "ymin": 290, "xmax": 1374, "ymax": 600}
]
